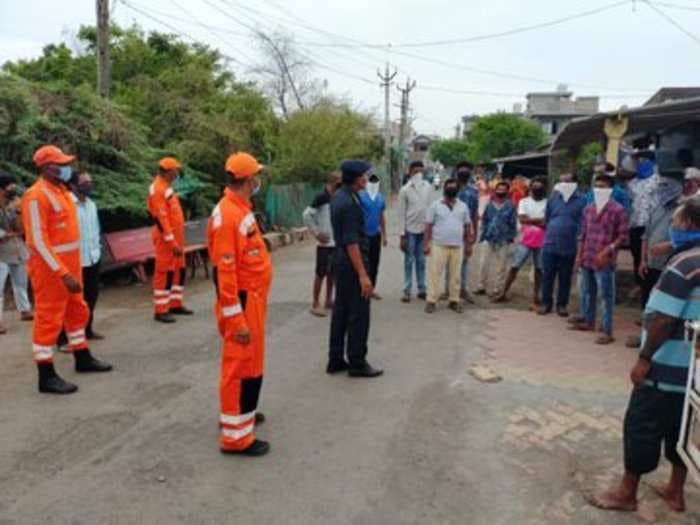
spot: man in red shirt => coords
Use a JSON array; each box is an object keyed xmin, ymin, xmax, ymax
[{"xmin": 570, "ymin": 174, "xmax": 629, "ymax": 344}]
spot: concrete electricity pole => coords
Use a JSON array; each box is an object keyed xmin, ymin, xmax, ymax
[
  {"xmin": 377, "ymin": 63, "xmax": 397, "ymax": 191},
  {"xmin": 397, "ymin": 78, "xmax": 416, "ymax": 186},
  {"xmin": 96, "ymin": 0, "xmax": 111, "ymax": 98}
]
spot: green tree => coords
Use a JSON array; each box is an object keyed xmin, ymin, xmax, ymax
[
  {"xmin": 270, "ymin": 101, "xmax": 380, "ymax": 184},
  {"xmin": 575, "ymin": 142, "xmax": 604, "ymax": 187},
  {"xmin": 466, "ymin": 113, "xmax": 547, "ymax": 163},
  {"xmin": 429, "ymin": 139, "xmax": 471, "ymax": 168}
]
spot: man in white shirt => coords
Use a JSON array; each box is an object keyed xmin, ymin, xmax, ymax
[
  {"xmin": 397, "ymin": 160, "xmax": 432, "ymax": 303},
  {"xmin": 73, "ymin": 172, "xmax": 104, "ymax": 340},
  {"xmin": 423, "ymin": 178, "xmax": 472, "ymax": 314},
  {"xmin": 497, "ymin": 176, "xmax": 548, "ymax": 307}
]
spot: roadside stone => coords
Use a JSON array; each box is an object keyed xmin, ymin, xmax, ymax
[{"xmin": 468, "ymin": 364, "xmax": 502, "ymax": 383}]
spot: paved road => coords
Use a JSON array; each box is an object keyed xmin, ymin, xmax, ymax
[{"xmin": 0, "ymin": 234, "xmax": 698, "ymax": 524}]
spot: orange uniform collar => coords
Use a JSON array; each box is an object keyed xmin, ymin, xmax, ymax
[{"xmin": 224, "ymin": 187, "xmax": 251, "ymax": 211}]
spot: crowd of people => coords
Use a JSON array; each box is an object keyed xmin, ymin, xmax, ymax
[{"xmin": 302, "ymin": 155, "xmax": 700, "ymax": 515}]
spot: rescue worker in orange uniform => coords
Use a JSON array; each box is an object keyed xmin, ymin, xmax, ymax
[
  {"xmin": 209, "ymin": 152, "xmax": 272, "ymax": 456},
  {"xmin": 23, "ymin": 145, "xmax": 112, "ymax": 395},
  {"xmin": 148, "ymin": 157, "xmax": 193, "ymax": 323}
]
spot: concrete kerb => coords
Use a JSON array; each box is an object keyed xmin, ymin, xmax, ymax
[{"xmin": 263, "ymin": 227, "xmax": 311, "ymax": 252}]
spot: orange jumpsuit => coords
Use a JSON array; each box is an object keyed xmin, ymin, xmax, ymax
[
  {"xmin": 208, "ymin": 189, "xmax": 273, "ymax": 451},
  {"xmin": 147, "ymin": 175, "xmax": 186, "ymax": 313},
  {"xmin": 22, "ymin": 179, "xmax": 89, "ymax": 363}
]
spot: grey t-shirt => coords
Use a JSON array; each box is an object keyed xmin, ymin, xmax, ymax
[
  {"xmin": 0, "ymin": 205, "xmax": 28, "ymax": 264},
  {"xmin": 426, "ymin": 199, "xmax": 471, "ymax": 247},
  {"xmin": 643, "ymin": 199, "xmax": 676, "ymax": 270}
]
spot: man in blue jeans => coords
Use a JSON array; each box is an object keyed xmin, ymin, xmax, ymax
[
  {"xmin": 539, "ymin": 172, "xmax": 587, "ymax": 317},
  {"xmin": 398, "ymin": 161, "xmax": 432, "ymax": 303},
  {"xmin": 570, "ymin": 174, "xmax": 629, "ymax": 344}
]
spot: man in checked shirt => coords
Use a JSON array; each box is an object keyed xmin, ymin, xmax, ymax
[{"xmin": 570, "ymin": 173, "xmax": 629, "ymax": 345}]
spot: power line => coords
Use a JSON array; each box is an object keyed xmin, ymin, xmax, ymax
[
  {"xmin": 418, "ymin": 84, "xmax": 651, "ymax": 100},
  {"xmin": 239, "ymin": 0, "xmax": 654, "ymax": 94},
  {"xmin": 644, "ymin": 1, "xmax": 700, "ymax": 46},
  {"xmin": 119, "ymin": 0, "xmax": 255, "ymax": 68},
  {"xmin": 653, "ymin": 0, "xmax": 700, "ymax": 11},
  {"xmin": 296, "ymin": 0, "xmax": 632, "ymax": 48}
]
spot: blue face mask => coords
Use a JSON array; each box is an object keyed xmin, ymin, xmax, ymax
[
  {"xmin": 58, "ymin": 166, "xmax": 73, "ymax": 183},
  {"xmin": 669, "ymin": 227, "xmax": 700, "ymax": 250}
]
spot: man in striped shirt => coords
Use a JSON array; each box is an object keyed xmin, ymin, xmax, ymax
[{"xmin": 592, "ymin": 197, "xmax": 700, "ymax": 514}]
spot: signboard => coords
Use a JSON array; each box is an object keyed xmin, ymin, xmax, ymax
[{"xmin": 677, "ymin": 321, "xmax": 700, "ymax": 484}]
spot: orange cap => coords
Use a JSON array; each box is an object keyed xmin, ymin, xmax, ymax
[
  {"xmin": 225, "ymin": 152, "xmax": 263, "ymax": 179},
  {"xmin": 159, "ymin": 157, "xmax": 182, "ymax": 171},
  {"xmin": 33, "ymin": 145, "xmax": 76, "ymax": 168}
]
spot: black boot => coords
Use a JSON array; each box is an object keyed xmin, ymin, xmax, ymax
[
  {"xmin": 170, "ymin": 306, "xmax": 194, "ymax": 316},
  {"xmin": 154, "ymin": 313, "xmax": 176, "ymax": 324},
  {"xmin": 74, "ymin": 349, "xmax": 113, "ymax": 373},
  {"xmin": 37, "ymin": 363, "xmax": 78, "ymax": 395}
]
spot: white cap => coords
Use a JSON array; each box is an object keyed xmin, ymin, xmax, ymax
[{"xmin": 685, "ymin": 167, "xmax": 700, "ymax": 181}]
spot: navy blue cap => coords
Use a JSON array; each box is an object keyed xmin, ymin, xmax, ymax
[{"xmin": 340, "ymin": 160, "xmax": 371, "ymax": 184}]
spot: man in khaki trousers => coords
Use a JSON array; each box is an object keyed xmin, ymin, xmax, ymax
[{"xmin": 424, "ymin": 179, "xmax": 473, "ymax": 314}]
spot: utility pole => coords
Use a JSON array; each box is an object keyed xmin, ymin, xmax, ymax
[
  {"xmin": 396, "ymin": 78, "xmax": 416, "ymax": 188},
  {"xmin": 96, "ymin": 0, "xmax": 111, "ymax": 98},
  {"xmin": 377, "ymin": 63, "xmax": 397, "ymax": 191}
]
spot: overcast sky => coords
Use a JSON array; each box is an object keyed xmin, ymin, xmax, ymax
[{"xmin": 2, "ymin": 0, "xmax": 700, "ymax": 136}]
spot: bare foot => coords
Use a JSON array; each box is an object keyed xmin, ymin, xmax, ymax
[
  {"xmin": 588, "ymin": 489, "xmax": 637, "ymax": 512},
  {"xmin": 650, "ymin": 484, "xmax": 686, "ymax": 513},
  {"xmin": 310, "ymin": 307, "xmax": 328, "ymax": 318}
]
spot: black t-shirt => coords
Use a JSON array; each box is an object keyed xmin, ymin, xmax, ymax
[{"xmin": 330, "ymin": 185, "xmax": 368, "ymax": 268}]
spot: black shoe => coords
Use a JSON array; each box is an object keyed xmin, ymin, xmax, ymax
[
  {"xmin": 221, "ymin": 439, "xmax": 270, "ymax": 457},
  {"xmin": 74, "ymin": 350, "xmax": 113, "ymax": 373},
  {"xmin": 348, "ymin": 363, "xmax": 384, "ymax": 378},
  {"xmin": 557, "ymin": 307, "xmax": 569, "ymax": 318},
  {"xmin": 326, "ymin": 359, "xmax": 350, "ymax": 374},
  {"xmin": 170, "ymin": 306, "xmax": 194, "ymax": 316},
  {"xmin": 255, "ymin": 413, "xmax": 266, "ymax": 424},
  {"xmin": 417, "ymin": 292, "xmax": 427, "ymax": 301},
  {"xmin": 154, "ymin": 313, "xmax": 176, "ymax": 323},
  {"xmin": 39, "ymin": 375, "xmax": 79, "ymax": 395},
  {"xmin": 537, "ymin": 306, "xmax": 552, "ymax": 316},
  {"xmin": 37, "ymin": 363, "xmax": 78, "ymax": 395},
  {"xmin": 86, "ymin": 331, "xmax": 105, "ymax": 341}
]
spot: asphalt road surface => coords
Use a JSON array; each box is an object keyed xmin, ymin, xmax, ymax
[{"xmin": 1, "ymin": 233, "xmax": 699, "ymax": 524}]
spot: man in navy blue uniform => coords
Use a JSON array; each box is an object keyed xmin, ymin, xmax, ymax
[{"xmin": 327, "ymin": 160, "xmax": 383, "ymax": 378}]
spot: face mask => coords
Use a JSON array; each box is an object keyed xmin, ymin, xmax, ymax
[
  {"xmin": 58, "ymin": 166, "xmax": 73, "ymax": 183},
  {"xmin": 531, "ymin": 187, "xmax": 546, "ymax": 200},
  {"xmin": 457, "ymin": 171, "xmax": 470, "ymax": 183},
  {"xmin": 555, "ymin": 182, "xmax": 578, "ymax": 202},
  {"xmin": 593, "ymin": 188, "xmax": 613, "ymax": 213},
  {"xmin": 77, "ymin": 183, "xmax": 94, "ymax": 197},
  {"xmin": 495, "ymin": 191, "xmax": 508, "ymax": 199},
  {"xmin": 367, "ymin": 181, "xmax": 380, "ymax": 198},
  {"xmin": 669, "ymin": 227, "xmax": 700, "ymax": 250},
  {"xmin": 4, "ymin": 190, "xmax": 17, "ymax": 201},
  {"xmin": 444, "ymin": 187, "xmax": 458, "ymax": 199},
  {"xmin": 411, "ymin": 172, "xmax": 424, "ymax": 184}
]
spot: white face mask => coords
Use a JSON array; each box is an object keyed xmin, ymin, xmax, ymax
[
  {"xmin": 555, "ymin": 182, "xmax": 578, "ymax": 202},
  {"xmin": 593, "ymin": 188, "xmax": 613, "ymax": 213},
  {"xmin": 411, "ymin": 172, "xmax": 424, "ymax": 184},
  {"xmin": 367, "ymin": 181, "xmax": 380, "ymax": 198}
]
